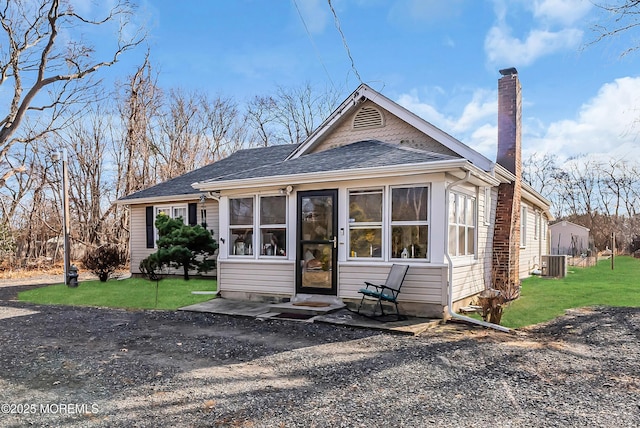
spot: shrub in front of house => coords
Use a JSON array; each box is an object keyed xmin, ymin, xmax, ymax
[
  {"xmin": 143, "ymin": 215, "xmax": 218, "ymax": 281},
  {"xmin": 82, "ymin": 245, "xmax": 126, "ymax": 282}
]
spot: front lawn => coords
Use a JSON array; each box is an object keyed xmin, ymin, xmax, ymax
[
  {"xmin": 18, "ymin": 277, "xmax": 217, "ymax": 310},
  {"xmin": 501, "ymin": 256, "xmax": 640, "ymax": 328}
]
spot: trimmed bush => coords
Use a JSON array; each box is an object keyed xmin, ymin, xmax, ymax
[{"xmin": 82, "ymin": 245, "xmax": 126, "ymax": 282}]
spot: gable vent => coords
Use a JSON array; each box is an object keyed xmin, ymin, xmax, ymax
[{"xmin": 353, "ymin": 106, "xmax": 384, "ymax": 130}]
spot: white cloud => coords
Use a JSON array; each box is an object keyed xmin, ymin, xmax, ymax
[
  {"xmin": 396, "ymin": 89, "xmax": 498, "ymax": 159},
  {"xmin": 468, "ymin": 124, "xmax": 498, "ymax": 160},
  {"xmin": 526, "ymin": 77, "xmax": 640, "ymax": 162},
  {"xmin": 397, "ymin": 88, "xmax": 496, "ymax": 134},
  {"xmin": 396, "ymin": 90, "xmax": 453, "ymax": 128},
  {"xmin": 453, "ymin": 89, "xmax": 496, "ymax": 134},
  {"xmin": 485, "ymin": 25, "xmax": 583, "ymax": 66},
  {"xmin": 485, "ymin": 0, "xmax": 591, "ymax": 67},
  {"xmin": 532, "ymin": 0, "xmax": 593, "ymax": 26},
  {"xmin": 397, "ymin": 77, "xmax": 640, "ymax": 164}
]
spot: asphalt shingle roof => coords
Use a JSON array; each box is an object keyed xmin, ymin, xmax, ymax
[
  {"xmin": 119, "ymin": 143, "xmax": 299, "ymax": 201},
  {"xmin": 200, "ymin": 140, "xmax": 460, "ymax": 184}
]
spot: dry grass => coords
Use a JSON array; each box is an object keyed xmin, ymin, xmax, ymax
[
  {"xmin": 0, "ymin": 261, "xmax": 129, "ymax": 282},
  {"xmin": 0, "ymin": 264, "xmax": 64, "ymax": 279}
]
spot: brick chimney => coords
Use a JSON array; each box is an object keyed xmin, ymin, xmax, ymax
[{"xmin": 492, "ymin": 67, "xmax": 522, "ymax": 299}]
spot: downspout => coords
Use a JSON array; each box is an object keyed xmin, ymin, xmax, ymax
[{"xmin": 445, "ymin": 169, "xmax": 511, "ymax": 333}]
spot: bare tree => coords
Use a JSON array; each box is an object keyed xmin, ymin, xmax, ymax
[
  {"xmin": 116, "ymin": 53, "xmax": 160, "ymax": 196},
  {"xmin": 7, "ymin": 140, "xmax": 61, "ymax": 264},
  {"xmin": 246, "ymin": 95, "xmax": 276, "ymax": 147},
  {"xmin": 153, "ymin": 89, "xmax": 254, "ymax": 181},
  {"xmin": 200, "ymin": 94, "xmax": 249, "ymax": 160},
  {"xmin": 60, "ymin": 106, "xmax": 112, "ymax": 247},
  {"xmin": 155, "ymin": 88, "xmax": 205, "ymax": 181},
  {"xmin": 246, "ymin": 83, "xmax": 340, "ymax": 146},
  {"xmin": 0, "ymin": 0, "xmax": 144, "ymax": 188},
  {"xmin": 592, "ymin": 1, "xmax": 640, "ymax": 56}
]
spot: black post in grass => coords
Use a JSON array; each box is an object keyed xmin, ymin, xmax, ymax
[
  {"xmin": 150, "ymin": 271, "xmax": 161, "ymax": 307},
  {"xmin": 139, "ymin": 257, "xmax": 163, "ymax": 308},
  {"xmin": 611, "ymin": 232, "xmax": 616, "ymax": 271}
]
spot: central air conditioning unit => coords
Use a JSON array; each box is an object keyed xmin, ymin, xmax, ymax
[{"xmin": 541, "ymin": 255, "xmax": 567, "ymax": 278}]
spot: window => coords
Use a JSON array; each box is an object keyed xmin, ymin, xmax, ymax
[
  {"xmin": 229, "ymin": 197, "xmax": 254, "ymax": 256},
  {"xmin": 348, "ymin": 189, "xmax": 383, "ymax": 258},
  {"xmin": 484, "ymin": 187, "xmax": 492, "ymax": 225},
  {"xmin": 520, "ymin": 205, "xmax": 527, "ymax": 248},
  {"xmin": 259, "ymin": 195, "xmax": 287, "ymax": 257},
  {"xmin": 156, "ymin": 206, "xmax": 187, "ymax": 222},
  {"xmin": 448, "ymin": 192, "xmax": 476, "ymax": 257},
  {"xmin": 154, "ymin": 205, "xmax": 187, "ymax": 244},
  {"xmin": 534, "ymin": 211, "xmax": 540, "ymax": 240},
  {"xmin": 391, "ymin": 186, "xmax": 428, "ymax": 259}
]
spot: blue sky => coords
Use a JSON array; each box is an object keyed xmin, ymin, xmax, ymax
[{"xmin": 101, "ymin": 0, "xmax": 640, "ymax": 163}]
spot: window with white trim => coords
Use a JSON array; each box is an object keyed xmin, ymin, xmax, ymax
[
  {"xmin": 448, "ymin": 192, "xmax": 476, "ymax": 257},
  {"xmin": 229, "ymin": 197, "xmax": 254, "ymax": 256},
  {"xmin": 348, "ymin": 189, "xmax": 383, "ymax": 258},
  {"xmin": 156, "ymin": 205, "xmax": 187, "ymax": 221},
  {"xmin": 154, "ymin": 205, "xmax": 187, "ymax": 244},
  {"xmin": 534, "ymin": 211, "xmax": 540, "ymax": 240},
  {"xmin": 520, "ymin": 205, "xmax": 527, "ymax": 248},
  {"xmin": 484, "ymin": 187, "xmax": 492, "ymax": 225},
  {"xmin": 259, "ymin": 195, "xmax": 287, "ymax": 257},
  {"xmin": 391, "ymin": 186, "xmax": 428, "ymax": 260}
]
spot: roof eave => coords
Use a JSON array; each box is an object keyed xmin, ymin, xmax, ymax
[{"xmin": 116, "ymin": 193, "xmax": 202, "ymax": 206}]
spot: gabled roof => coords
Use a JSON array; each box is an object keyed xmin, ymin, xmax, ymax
[
  {"xmin": 118, "ymin": 143, "xmax": 299, "ymax": 203},
  {"xmin": 194, "ymin": 139, "xmax": 479, "ymax": 191},
  {"xmin": 286, "ymin": 84, "xmax": 494, "ymax": 172}
]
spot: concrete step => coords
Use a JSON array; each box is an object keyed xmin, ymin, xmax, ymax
[{"xmin": 268, "ymin": 300, "xmax": 345, "ymax": 316}]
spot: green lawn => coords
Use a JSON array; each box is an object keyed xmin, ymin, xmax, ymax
[
  {"xmin": 18, "ymin": 277, "xmax": 217, "ymax": 310},
  {"xmin": 501, "ymin": 256, "xmax": 640, "ymax": 328}
]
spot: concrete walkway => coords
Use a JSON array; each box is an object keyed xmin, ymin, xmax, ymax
[{"xmin": 179, "ymin": 298, "xmax": 442, "ymax": 335}]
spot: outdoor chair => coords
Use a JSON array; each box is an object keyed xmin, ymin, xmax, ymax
[{"xmin": 357, "ymin": 264, "xmax": 409, "ymax": 320}]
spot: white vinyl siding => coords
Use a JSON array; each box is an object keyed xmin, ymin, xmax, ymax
[
  {"xmin": 338, "ymin": 263, "xmax": 446, "ymax": 304},
  {"xmin": 520, "ymin": 205, "xmax": 527, "ymax": 248},
  {"xmin": 218, "ymin": 260, "xmax": 294, "ymax": 295}
]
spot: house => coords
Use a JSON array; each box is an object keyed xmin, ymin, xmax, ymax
[
  {"xmin": 550, "ymin": 220, "xmax": 591, "ymax": 256},
  {"xmin": 119, "ymin": 68, "xmax": 552, "ymax": 318}
]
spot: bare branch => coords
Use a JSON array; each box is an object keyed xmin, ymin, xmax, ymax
[{"xmin": 0, "ymin": 0, "xmax": 145, "ymax": 185}]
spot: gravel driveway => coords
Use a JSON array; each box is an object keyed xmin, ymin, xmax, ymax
[{"xmin": 0, "ymin": 285, "xmax": 639, "ymax": 427}]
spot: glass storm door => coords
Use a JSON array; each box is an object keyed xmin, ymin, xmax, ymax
[{"xmin": 296, "ymin": 190, "xmax": 338, "ymax": 295}]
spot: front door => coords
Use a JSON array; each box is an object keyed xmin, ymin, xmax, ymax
[{"xmin": 296, "ymin": 189, "xmax": 338, "ymax": 295}]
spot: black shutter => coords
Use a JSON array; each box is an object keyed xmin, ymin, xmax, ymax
[
  {"xmin": 188, "ymin": 203, "xmax": 197, "ymax": 226},
  {"xmin": 145, "ymin": 206, "xmax": 155, "ymax": 248}
]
